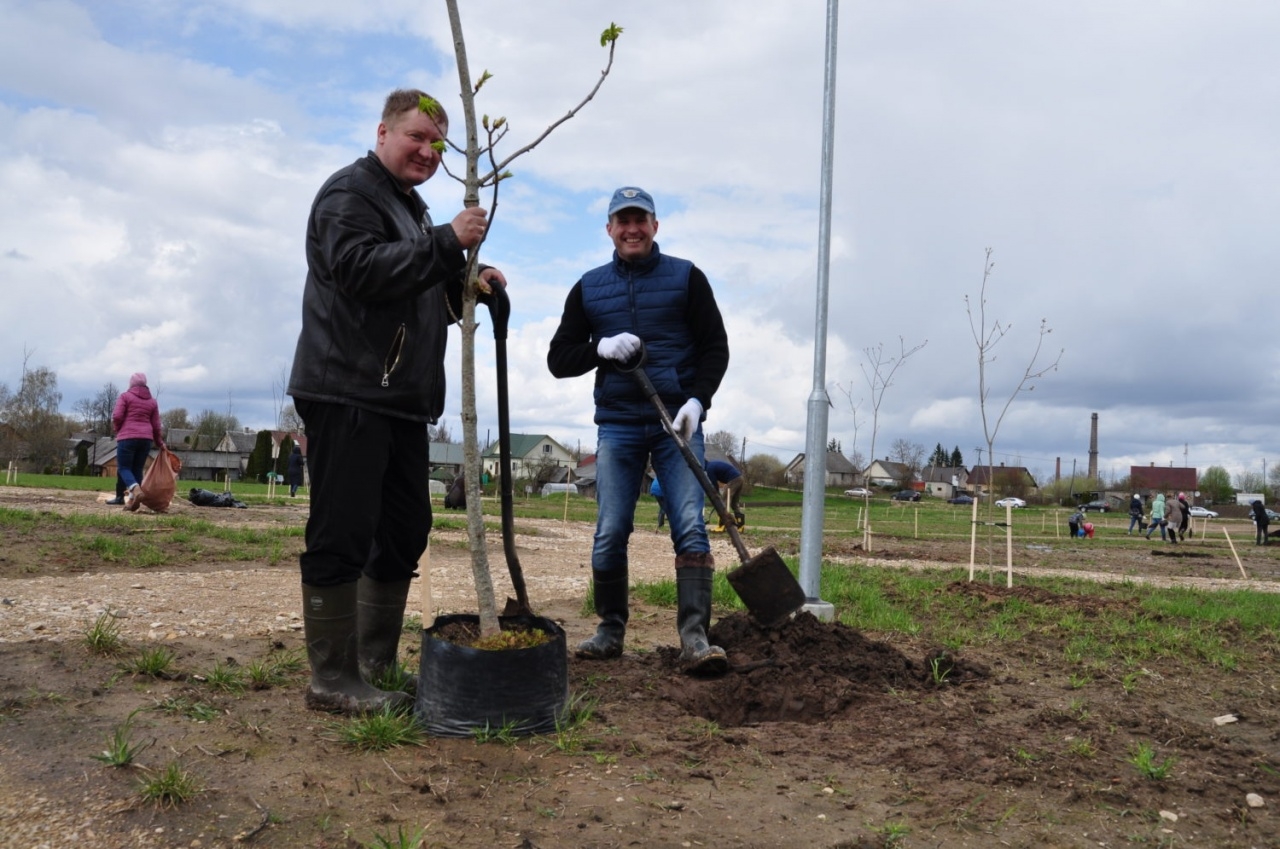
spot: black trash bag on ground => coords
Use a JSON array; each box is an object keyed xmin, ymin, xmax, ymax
[{"xmin": 188, "ymin": 487, "xmax": 248, "ymax": 509}]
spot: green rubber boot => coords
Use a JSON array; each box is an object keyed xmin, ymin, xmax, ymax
[
  {"xmin": 576, "ymin": 569, "xmax": 628, "ymax": 659},
  {"xmin": 357, "ymin": 576, "xmax": 417, "ymax": 695},
  {"xmin": 302, "ymin": 582, "xmax": 411, "ymax": 715},
  {"xmin": 675, "ymin": 562, "xmax": 728, "ymax": 676}
]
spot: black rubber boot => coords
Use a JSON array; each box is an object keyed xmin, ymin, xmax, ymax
[
  {"xmin": 357, "ymin": 576, "xmax": 417, "ymax": 695},
  {"xmin": 302, "ymin": 582, "xmax": 412, "ymax": 715},
  {"xmin": 675, "ymin": 562, "xmax": 728, "ymax": 676},
  {"xmin": 576, "ymin": 569, "xmax": 628, "ymax": 659}
]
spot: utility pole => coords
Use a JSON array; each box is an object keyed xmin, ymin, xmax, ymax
[{"xmin": 795, "ymin": 0, "xmax": 840, "ymax": 623}]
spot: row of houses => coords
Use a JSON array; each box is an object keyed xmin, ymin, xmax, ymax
[
  {"xmin": 66, "ymin": 420, "xmax": 1201, "ymax": 505},
  {"xmin": 72, "ymin": 428, "xmax": 310, "ymax": 483},
  {"xmin": 781, "ymin": 451, "xmax": 1205, "ymax": 504},
  {"xmin": 68, "ymin": 429, "xmax": 585, "ymax": 487},
  {"xmin": 781, "ymin": 452, "xmax": 1038, "ymax": 499}
]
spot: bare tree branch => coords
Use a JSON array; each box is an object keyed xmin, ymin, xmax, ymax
[{"xmin": 964, "ymin": 247, "xmax": 1064, "ymax": 509}]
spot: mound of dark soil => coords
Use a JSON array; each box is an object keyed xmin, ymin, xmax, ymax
[{"xmin": 656, "ymin": 612, "xmax": 987, "ymax": 726}]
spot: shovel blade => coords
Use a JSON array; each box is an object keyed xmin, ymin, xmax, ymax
[{"xmin": 725, "ymin": 546, "xmax": 807, "ymax": 626}]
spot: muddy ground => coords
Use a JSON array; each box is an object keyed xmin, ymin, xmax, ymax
[{"xmin": 0, "ymin": 487, "xmax": 1277, "ymax": 849}]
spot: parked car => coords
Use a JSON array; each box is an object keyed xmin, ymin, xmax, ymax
[
  {"xmin": 994, "ymin": 497, "xmax": 1026, "ymax": 508},
  {"xmin": 1187, "ymin": 506, "xmax": 1219, "ymax": 519},
  {"xmin": 844, "ymin": 487, "xmax": 872, "ymax": 498},
  {"xmin": 1081, "ymin": 500, "xmax": 1110, "ymax": 513},
  {"xmin": 947, "ymin": 494, "xmax": 974, "ymax": 505},
  {"xmin": 1251, "ymin": 508, "xmax": 1280, "ymax": 523},
  {"xmin": 892, "ymin": 490, "xmax": 921, "ymax": 502}
]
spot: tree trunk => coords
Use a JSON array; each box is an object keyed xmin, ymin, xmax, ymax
[{"xmin": 447, "ymin": 0, "xmax": 499, "ymax": 635}]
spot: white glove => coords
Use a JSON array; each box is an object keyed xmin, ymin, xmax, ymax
[
  {"xmin": 671, "ymin": 398, "xmax": 704, "ymax": 441},
  {"xmin": 596, "ymin": 333, "xmax": 642, "ymax": 362}
]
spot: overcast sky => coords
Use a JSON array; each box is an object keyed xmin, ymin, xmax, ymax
[{"xmin": 2, "ymin": 0, "xmax": 1277, "ymax": 486}]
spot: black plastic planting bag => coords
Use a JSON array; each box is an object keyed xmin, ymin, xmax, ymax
[{"xmin": 416, "ymin": 614, "xmax": 568, "ymax": 738}]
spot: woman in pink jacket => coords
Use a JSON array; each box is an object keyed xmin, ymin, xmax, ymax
[{"xmin": 110, "ymin": 373, "xmax": 165, "ymax": 508}]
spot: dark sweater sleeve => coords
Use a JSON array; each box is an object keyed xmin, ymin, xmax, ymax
[
  {"xmin": 547, "ymin": 281, "xmax": 601, "ymax": 378},
  {"xmin": 685, "ymin": 266, "xmax": 729, "ymax": 410}
]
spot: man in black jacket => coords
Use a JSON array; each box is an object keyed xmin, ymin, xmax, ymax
[
  {"xmin": 1252, "ymin": 500, "xmax": 1271, "ymax": 546},
  {"xmin": 288, "ymin": 89, "xmax": 505, "ymax": 715}
]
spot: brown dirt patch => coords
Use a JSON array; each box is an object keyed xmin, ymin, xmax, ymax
[{"xmin": 1, "ymin": 487, "xmax": 1278, "ymax": 848}]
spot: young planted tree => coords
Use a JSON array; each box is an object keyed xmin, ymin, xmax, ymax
[
  {"xmin": 439, "ymin": 2, "xmax": 622, "ymax": 634},
  {"xmin": 836, "ymin": 337, "xmax": 925, "ymax": 545},
  {"xmin": 965, "ymin": 248, "xmax": 1063, "ymax": 509}
]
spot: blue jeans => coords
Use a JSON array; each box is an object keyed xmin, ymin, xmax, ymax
[
  {"xmin": 116, "ymin": 438, "xmax": 152, "ymax": 490},
  {"xmin": 593, "ymin": 422, "xmax": 709, "ymax": 574}
]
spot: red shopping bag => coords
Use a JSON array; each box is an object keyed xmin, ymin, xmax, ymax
[{"xmin": 136, "ymin": 447, "xmax": 182, "ymax": 513}]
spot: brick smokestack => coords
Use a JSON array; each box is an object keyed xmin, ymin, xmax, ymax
[{"xmin": 1088, "ymin": 412, "xmax": 1099, "ymax": 483}]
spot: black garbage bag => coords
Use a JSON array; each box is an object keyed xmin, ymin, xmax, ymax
[{"xmin": 188, "ymin": 487, "xmax": 248, "ymax": 509}]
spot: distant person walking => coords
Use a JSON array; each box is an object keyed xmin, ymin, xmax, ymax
[
  {"xmin": 287, "ymin": 444, "xmax": 305, "ymax": 497},
  {"xmin": 110, "ymin": 373, "xmax": 165, "ymax": 510},
  {"xmin": 1176, "ymin": 492, "xmax": 1191, "ymax": 541},
  {"xmin": 1127, "ymin": 494, "xmax": 1144, "ymax": 535},
  {"xmin": 1252, "ymin": 500, "xmax": 1270, "ymax": 545},
  {"xmin": 651, "ymin": 477, "xmax": 668, "ymax": 529},
  {"xmin": 1163, "ymin": 494, "xmax": 1183, "ymax": 545},
  {"xmin": 1144, "ymin": 493, "xmax": 1168, "ymax": 541}
]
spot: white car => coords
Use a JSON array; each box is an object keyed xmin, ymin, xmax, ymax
[
  {"xmin": 1187, "ymin": 506, "xmax": 1218, "ymax": 519},
  {"xmin": 844, "ymin": 487, "xmax": 872, "ymax": 498},
  {"xmin": 994, "ymin": 497, "xmax": 1026, "ymax": 509}
]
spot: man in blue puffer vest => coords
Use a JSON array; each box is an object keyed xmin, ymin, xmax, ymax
[{"xmin": 548, "ymin": 186, "xmax": 730, "ymax": 674}]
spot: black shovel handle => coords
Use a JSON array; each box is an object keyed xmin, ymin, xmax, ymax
[
  {"xmin": 478, "ymin": 283, "xmax": 530, "ymax": 615},
  {"xmin": 617, "ymin": 345, "xmax": 752, "ymax": 563}
]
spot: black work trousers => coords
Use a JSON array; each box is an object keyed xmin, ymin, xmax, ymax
[{"xmin": 296, "ymin": 399, "xmax": 432, "ymax": 587}]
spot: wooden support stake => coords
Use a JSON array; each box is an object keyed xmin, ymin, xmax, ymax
[
  {"xmin": 1005, "ymin": 503, "xmax": 1014, "ymax": 588},
  {"xmin": 967, "ymin": 497, "xmax": 978, "ymax": 581},
  {"xmin": 1222, "ymin": 528, "xmax": 1248, "ymax": 580},
  {"xmin": 418, "ymin": 536, "xmax": 435, "ymax": 624}
]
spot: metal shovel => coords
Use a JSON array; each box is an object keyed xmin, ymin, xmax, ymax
[{"xmin": 620, "ymin": 347, "xmax": 807, "ymax": 625}]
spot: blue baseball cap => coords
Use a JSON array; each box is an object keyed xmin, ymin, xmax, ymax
[{"xmin": 607, "ymin": 186, "xmax": 656, "ymax": 217}]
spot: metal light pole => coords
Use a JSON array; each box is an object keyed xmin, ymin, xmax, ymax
[{"xmin": 797, "ymin": 0, "xmax": 840, "ymax": 622}]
